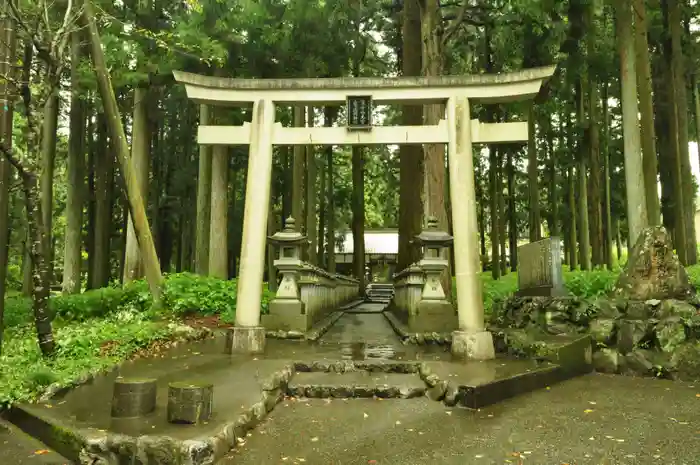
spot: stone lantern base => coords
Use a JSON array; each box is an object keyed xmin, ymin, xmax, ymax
[
  {"xmin": 408, "ymin": 300, "xmax": 458, "ymax": 333},
  {"xmin": 261, "ymin": 300, "xmax": 308, "ymax": 333}
]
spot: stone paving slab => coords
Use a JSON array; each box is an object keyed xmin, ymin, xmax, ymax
[
  {"xmin": 0, "ymin": 419, "xmax": 69, "ymax": 465},
  {"xmin": 224, "ymin": 373, "xmax": 700, "ymax": 465}
]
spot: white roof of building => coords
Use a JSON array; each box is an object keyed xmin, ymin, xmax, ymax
[{"xmin": 336, "ymin": 230, "xmax": 398, "ymax": 254}]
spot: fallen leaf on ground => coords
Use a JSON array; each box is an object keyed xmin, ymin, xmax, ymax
[
  {"xmin": 368, "ymin": 461, "xmax": 378, "ymax": 464},
  {"xmin": 445, "ymin": 411, "xmax": 452, "ymax": 415},
  {"xmin": 311, "ymin": 437, "xmax": 319, "ymax": 442},
  {"xmin": 583, "ymin": 409, "xmax": 594, "ymax": 414},
  {"xmin": 395, "ymin": 421, "xmax": 401, "ymax": 425},
  {"xmin": 588, "ymin": 401, "xmax": 596, "ymax": 405},
  {"xmin": 363, "ymin": 412, "xmax": 369, "ymax": 418},
  {"xmin": 34, "ymin": 450, "xmax": 50, "ymax": 455},
  {"xmin": 474, "ymin": 454, "xmax": 484, "ymax": 458}
]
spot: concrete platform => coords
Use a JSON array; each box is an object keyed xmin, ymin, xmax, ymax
[
  {"xmin": 223, "ymin": 374, "xmax": 700, "ymax": 465},
  {"xmin": 0, "ymin": 418, "xmax": 69, "ymax": 465}
]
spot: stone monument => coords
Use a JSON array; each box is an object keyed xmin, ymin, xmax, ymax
[{"xmin": 515, "ymin": 237, "xmax": 566, "ymax": 297}]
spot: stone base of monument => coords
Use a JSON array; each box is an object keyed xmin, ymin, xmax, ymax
[
  {"xmin": 167, "ymin": 382, "xmax": 213, "ymax": 424},
  {"xmin": 111, "ymin": 378, "xmax": 157, "ymax": 418},
  {"xmin": 225, "ymin": 326, "xmax": 266, "ymax": 354},
  {"xmin": 451, "ymin": 330, "xmax": 496, "ymax": 361},
  {"xmin": 407, "ymin": 300, "xmax": 458, "ymax": 333},
  {"xmin": 261, "ymin": 300, "xmax": 308, "ymax": 333}
]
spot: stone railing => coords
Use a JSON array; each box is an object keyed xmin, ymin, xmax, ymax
[
  {"xmin": 389, "ymin": 262, "xmax": 457, "ymax": 333},
  {"xmin": 298, "ymin": 263, "xmax": 360, "ymax": 323},
  {"xmin": 262, "ymin": 263, "xmax": 360, "ymax": 333}
]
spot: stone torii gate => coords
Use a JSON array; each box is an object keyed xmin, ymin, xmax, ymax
[{"xmin": 173, "ymin": 66, "xmax": 555, "ymax": 359}]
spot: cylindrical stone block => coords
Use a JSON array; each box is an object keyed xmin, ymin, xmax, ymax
[
  {"xmin": 111, "ymin": 378, "xmax": 157, "ymax": 418},
  {"xmin": 167, "ymin": 382, "xmax": 214, "ymax": 424}
]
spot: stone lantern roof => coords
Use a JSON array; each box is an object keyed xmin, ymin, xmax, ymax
[
  {"xmin": 414, "ymin": 216, "xmax": 453, "ymax": 247},
  {"xmin": 268, "ymin": 217, "xmax": 308, "ymax": 245}
]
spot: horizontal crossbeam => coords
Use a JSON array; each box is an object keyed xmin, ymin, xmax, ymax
[
  {"xmin": 174, "ymin": 66, "xmax": 556, "ymax": 106},
  {"xmin": 197, "ymin": 120, "xmax": 528, "ymax": 146}
]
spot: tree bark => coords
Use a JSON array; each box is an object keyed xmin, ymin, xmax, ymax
[
  {"xmin": 507, "ymin": 148, "xmax": 517, "ymax": 272},
  {"xmin": 567, "ymin": 166, "xmax": 578, "ymax": 270},
  {"xmin": 40, "ymin": 91, "xmax": 59, "ymax": 283},
  {"xmin": 527, "ymin": 110, "xmax": 541, "ymax": 242},
  {"xmin": 0, "ymin": 9, "xmax": 16, "ymax": 353},
  {"xmin": 352, "ymin": 147, "xmax": 365, "ymax": 293},
  {"xmin": 325, "ymin": 107, "xmax": 336, "ymax": 273},
  {"xmin": 82, "ymin": 0, "xmax": 164, "ymax": 299},
  {"xmin": 614, "ymin": 0, "xmax": 649, "ymax": 247},
  {"xmin": 292, "ymin": 107, "xmax": 305, "ymax": 228},
  {"xmin": 122, "ymin": 86, "xmax": 151, "ymax": 282},
  {"xmin": 668, "ymin": 0, "xmax": 696, "ymax": 264},
  {"xmin": 209, "ymin": 144, "xmax": 229, "ymax": 279},
  {"xmin": 62, "ymin": 31, "xmax": 86, "ymax": 294},
  {"xmin": 92, "ymin": 114, "xmax": 112, "ymax": 288},
  {"xmin": 305, "ymin": 107, "xmax": 317, "ymax": 265},
  {"xmin": 633, "ymin": 0, "xmax": 660, "ymax": 225},
  {"xmin": 489, "ymin": 146, "xmax": 500, "ymax": 280},
  {"xmin": 601, "ymin": 80, "xmax": 614, "ymax": 269},
  {"xmin": 397, "ymin": 0, "xmax": 423, "ymax": 271},
  {"xmin": 195, "ymin": 105, "xmax": 212, "ymax": 275}
]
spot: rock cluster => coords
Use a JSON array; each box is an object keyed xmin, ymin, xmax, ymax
[{"xmin": 491, "ymin": 295, "xmax": 700, "ymax": 380}]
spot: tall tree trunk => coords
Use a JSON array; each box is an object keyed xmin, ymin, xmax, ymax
[
  {"xmin": 527, "ymin": 110, "xmax": 541, "ymax": 242},
  {"xmin": 292, "ymin": 107, "xmax": 305, "ymax": 227},
  {"xmin": 352, "ymin": 147, "xmax": 365, "ymax": 294},
  {"xmin": 507, "ymin": 148, "xmax": 517, "ymax": 272},
  {"xmin": 567, "ymin": 166, "xmax": 579, "ymax": 269},
  {"xmin": 317, "ymin": 149, "xmax": 326, "ymax": 267},
  {"xmin": 326, "ymin": 144, "xmax": 335, "ymax": 273},
  {"xmin": 195, "ymin": 105, "xmax": 212, "ymax": 275},
  {"xmin": 62, "ymin": 32, "xmax": 86, "ymax": 294},
  {"xmin": 92, "ymin": 114, "xmax": 112, "ymax": 288},
  {"xmin": 122, "ymin": 87, "xmax": 151, "ymax": 282},
  {"xmin": 82, "ymin": 0, "xmax": 164, "ymax": 299},
  {"xmin": 615, "ymin": 0, "xmax": 649, "ymax": 247},
  {"xmin": 587, "ymin": 0, "xmax": 604, "ymax": 267},
  {"xmin": 209, "ymin": 143, "xmax": 229, "ymax": 279},
  {"xmin": 634, "ymin": 0, "xmax": 660, "ymax": 225},
  {"xmin": 40, "ymin": 91, "xmax": 59, "ymax": 283},
  {"xmin": 85, "ymin": 105, "xmax": 96, "ymax": 289},
  {"xmin": 549, "ymin": 117, "xmax": 559, "ymax": 238},
  {"xmin": 305, "ymin": 107, "xmax": 318, "ymax": 265},
  {"xmin": 489, "ymin": 146, "xmax": 500, "ymax": 280},
  {"xmin": 668, "ymin": 0, "xmax": 696, "ymax": 264},
  {"xmin": 576, "ymin": 80, "xmax": 591, "ymax": 271},
  {"xmin": 397, "ymin": 0, "xmax": 424, "ymax": 271},
  {"xmin": 0, "ymin": 9, "xmax": 16, "ymax": 353},
  {"xmin": 601, "ymin": 81, "xmax": 614, "ymax": 269}
]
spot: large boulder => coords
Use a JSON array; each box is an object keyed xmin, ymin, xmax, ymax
[{"xmin": 612, "ymin": 226, "xmax": 695, "ymax": 301}]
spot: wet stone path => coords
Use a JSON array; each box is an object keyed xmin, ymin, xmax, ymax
[{"xmin": 225, "ymin": 373, "xmax": 700, "ymax": 465}]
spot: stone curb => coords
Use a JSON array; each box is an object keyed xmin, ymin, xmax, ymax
[
  {"xmin": 287, "ymin": 384, "xmax": 426, "ymax": 399},
  {"xmin": 382, "ymin": 310, "xmax": 452, "ymax": 345}
]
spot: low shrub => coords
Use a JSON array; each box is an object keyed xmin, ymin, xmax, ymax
[{"xmin": 2, "ymin": 273, "xmax": 277, "ymax": 329}]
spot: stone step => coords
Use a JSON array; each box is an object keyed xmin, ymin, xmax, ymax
[{"xmin": 287, "ymin": 371, "xmax": 426, "ymax": 399}]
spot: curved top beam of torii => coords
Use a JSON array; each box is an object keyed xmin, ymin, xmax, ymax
[{"xmin": 172, "ymin": 65, "xmax": 556, "ymax": 106}]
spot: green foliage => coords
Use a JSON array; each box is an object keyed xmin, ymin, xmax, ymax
[
  {"xmin": 3, "ymin": 273, "xmax": 276, "ymax": 330},
  {"xmin": 467, "ymin": 265, "xmax": 700, "ymax": 316},
  {"xmin": 0, "ymin": 312, "xmax": 175, "ymax": 406}
]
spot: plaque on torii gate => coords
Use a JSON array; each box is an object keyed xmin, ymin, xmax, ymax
[{"xmin": 173, "ymin": 65, "xmax": 557, "ymax": 360}]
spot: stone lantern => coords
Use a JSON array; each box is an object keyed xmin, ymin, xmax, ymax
[
  {"xmin": 410, "ymin": 216, "xmax": 457, "ymax": 332},
  {"xmin": 264, "ymin": 217, "xmax": 307, "ymax": 328},
  {"xmin": 415, "ymin": 216, "xmax": 453, "ymax": 300}
]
